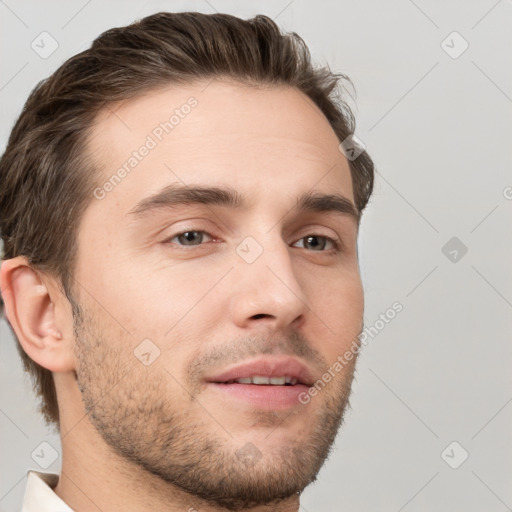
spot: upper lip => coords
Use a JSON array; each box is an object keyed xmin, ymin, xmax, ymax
[{"xmin": 205, "ymin": 357, "xmax": 315, "ymax": 386}]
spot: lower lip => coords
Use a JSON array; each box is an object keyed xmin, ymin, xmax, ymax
[{"xmin": 207, "ymin": 382, "xmax": 310, "ymax": 410}]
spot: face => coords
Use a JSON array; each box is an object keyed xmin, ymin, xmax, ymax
[{"xmin": 71, "ymin": 79, "xmax": 364, "ymax": 509}]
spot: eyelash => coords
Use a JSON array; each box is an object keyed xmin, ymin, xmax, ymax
[{"xmin": 163, "ymin": 230, "xmax": 341, "ymax": 252}]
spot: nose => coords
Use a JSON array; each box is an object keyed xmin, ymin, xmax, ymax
[{"xmin": 229, "ymin": 237, "xmax": 309, "ymax": 331}]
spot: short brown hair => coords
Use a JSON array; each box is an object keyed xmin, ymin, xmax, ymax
[{"xmin": 0, "ymin": 11, "xmax": 374, "ymax": 430}]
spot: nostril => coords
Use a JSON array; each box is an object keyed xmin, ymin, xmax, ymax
[{"xmin": 251, "ymin": 313, "xmax": 273, "ymax": 320}]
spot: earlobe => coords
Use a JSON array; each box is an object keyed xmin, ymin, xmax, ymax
[{"xmin": 0, "ymin": 257, "xmax": 75, "ymax": 373}]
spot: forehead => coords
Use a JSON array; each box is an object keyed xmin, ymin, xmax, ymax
[{"xmin": 86, "ymin": 79, "xmax": 353, "ymax": 215}]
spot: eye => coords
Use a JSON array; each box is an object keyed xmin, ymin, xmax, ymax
[
  {"xmin": 293, "ymin": 235, "xmax": 338, "ymax": 251},
  {"xmin": 167, "ymin": 230, "xmax": 213, "ymax": 246}
]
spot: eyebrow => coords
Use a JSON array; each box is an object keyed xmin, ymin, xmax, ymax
[{"xmin": 127, "ymin": 184, "xmax": 360, "ymax": 223}]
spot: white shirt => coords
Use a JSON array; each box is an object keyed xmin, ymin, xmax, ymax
[{"xmin": 21, "ymin": 471, "xmax": 73, "ymax": 511}]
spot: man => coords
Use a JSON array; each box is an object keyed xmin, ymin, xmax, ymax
[{"xmin": 0, "ymin": 11, "xmax": 374, "ymax": 512}]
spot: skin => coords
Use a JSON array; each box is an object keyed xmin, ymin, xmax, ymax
[{"xmin": 1, "ymin": 79, "xmax": 364, "ymax": 511}]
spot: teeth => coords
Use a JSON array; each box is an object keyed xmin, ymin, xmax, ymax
[
  {"xmin": 231, "ymin": 376, "xmax": 298, "ymax": 385},
  {"xmin": 252, "ymin": 376, "xmax": 270, "ymax": 385}
]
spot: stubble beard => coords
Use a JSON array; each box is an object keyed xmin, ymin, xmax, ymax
[{"xmin": 71, "ymin": 300, "xmax": 357, "ymax": 510}]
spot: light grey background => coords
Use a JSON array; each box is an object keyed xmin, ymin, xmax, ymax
[{"xmin": 1, "ymin": 1, "xmax": 511, "ymax": 510}]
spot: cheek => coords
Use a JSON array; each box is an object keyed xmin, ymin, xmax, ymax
[
  {"xmin": 136, "ymin": 266, "xmax": 222, "ymax": 319},
  {"xmin": 78, "ymin": 252, "xmax": 202, "ymax": 336},
  {"xmin": 305, "ymin": 268, "xmax": 364, "ymax": 351}
]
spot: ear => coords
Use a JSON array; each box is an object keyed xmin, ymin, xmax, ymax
[{"xmin": 0, "ymin": 256, "xmax": 76, "ymax": 373}]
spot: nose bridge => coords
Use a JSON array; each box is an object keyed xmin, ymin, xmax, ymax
[{"xmin": 230, "ymin": 229, "xmax": 309, "ymax": 328}]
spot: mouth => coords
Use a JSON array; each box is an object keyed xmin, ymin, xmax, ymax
[
  {"xmin": 204, "ymin": 357, "xmax": 315, "ymax": 410},
  {"xmin": 222, "ymin": 376, "xmax": 300, "ymax": 385}
]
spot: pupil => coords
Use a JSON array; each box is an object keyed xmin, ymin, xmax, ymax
[
  {"xmin": 180, "ymin": 231, "xmax": 202, "ymax": 245},
  {"xmin": 306, "ymin": 236, "xmax": 324, "ymax": 250}
]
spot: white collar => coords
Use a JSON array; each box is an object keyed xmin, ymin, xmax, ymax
[{"xmin": 21, "ymin": 471, "xmax": 74, "ymax": 511}]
